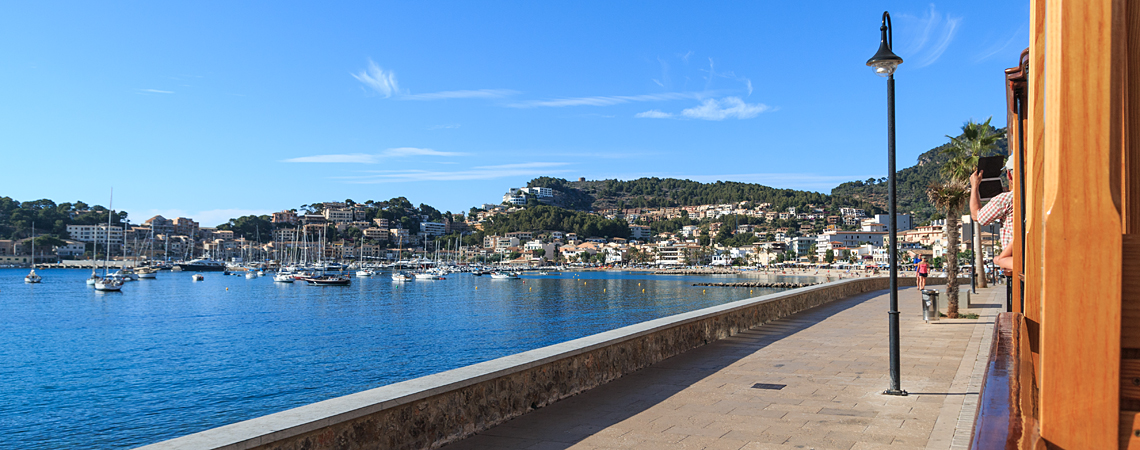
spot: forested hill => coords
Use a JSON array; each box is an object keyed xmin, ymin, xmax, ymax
[
  {"xmin": 526, "ymin": 177, "xmax": 880, "ymax": 214},
  {"xmin": 830, "ymin": 129, "xmax": 1009, "ymax": 223}
]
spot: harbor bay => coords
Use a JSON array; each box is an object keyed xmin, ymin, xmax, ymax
[{"xmin": 0, "ymin": 268, "xmax": 817, "ymax": 449}]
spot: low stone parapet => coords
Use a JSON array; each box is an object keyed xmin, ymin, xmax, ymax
[{"xmin": 140, "ymin": 276, "xmax": 954, "ymax": 450}]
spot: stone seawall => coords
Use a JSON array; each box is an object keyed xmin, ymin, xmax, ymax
[{"xmin": 140, "ymin": 276, "xmax": 955, "ymax": 450}]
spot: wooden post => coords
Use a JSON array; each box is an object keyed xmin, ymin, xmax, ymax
[
  {"xmin": 1025, "ymin": 0, "xmax": 1047, "ymax": 390},
  {"xmin": 1040, "ymin": 0, "xmax": 1123, "ymax": 447}
]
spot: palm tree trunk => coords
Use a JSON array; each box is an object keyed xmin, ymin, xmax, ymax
[
  {"xmin": 973, "ymin": 221, "xmax": 987, "ymax": 288},
  {"xmin": 945, "ymin": 214, "xmax": 961, "ymax": 318}
]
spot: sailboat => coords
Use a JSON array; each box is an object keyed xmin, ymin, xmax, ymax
[
  {"xmin": 94, "ymin": 190, "xmax": 123, "ymax": 292},
  {"xmin": 24, "ymin": 223, "xmax": 41, "ymax": 283}
]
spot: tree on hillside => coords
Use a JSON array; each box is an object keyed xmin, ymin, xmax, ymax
[
  {"xmin": 927, "ymin": 180, "xmax": 969, "ymax": 318},
  {"xmin": 941, "ymin": 118, "xmax": 1003, "ymax": 289}
]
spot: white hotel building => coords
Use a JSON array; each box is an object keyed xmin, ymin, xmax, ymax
[{"xmin": 66, "ymin": 224, "xmax": 124, "ymax": 248}]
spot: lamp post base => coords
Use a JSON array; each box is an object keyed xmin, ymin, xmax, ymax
[{"xmin": 882, "ymin": 389, "xmax": 909, "ymax": 396}]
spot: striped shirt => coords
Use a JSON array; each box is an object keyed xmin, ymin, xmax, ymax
[{"xmin": 977, "ymin": 191, "xmax": 1014, "ymax": 249}]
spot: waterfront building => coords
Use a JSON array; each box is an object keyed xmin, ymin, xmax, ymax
[
  {"xmin": 172, "ymin": 217, "xmax": 199, "ymax": 237},
  {"xmin": 55, "ymin": 239, "xmax": 86, "ymax": 258},
  {"xmin": 144, "ymin": 215, "xmax": 174, "ymax": 236},
  {"xmin": 871, "ymin": 213, "xmax": 912, "ymax": 232},
  {"xmin": 65, "ymin": 224, "xmax": 124, "ymax": 248},
  {"xmin": 0, "ymin": 240, "xmax": 14, "ymax": 256},
  {"xmin": 789, "ymin": 236, "xmax": 815, "ymax": 256},
  {"xmin": 372, "ymin": 218, "xmax": 389, "ymax": 229}
]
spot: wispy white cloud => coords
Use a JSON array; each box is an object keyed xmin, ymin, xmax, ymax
[
  {"xmin": 352, "ymin": 59, "xmax": 401, "ymax": 97},
  {"xmin": 683, "ymin": 97, "xmax": 769, "ymax": 120},
  {"xmin": 338, "ymin": 162, "xmax": 573, "ymax": 183},
  {"xmin": 353, "ymin": 60, "xmax": 515, "ymax": 101},
  {"xmin": 507, "ymin": 92, "xmax": 702, "ymax": 108},
  {"xmin": 635, "ymin": 97, "xmax": 771, "ymax": 120},
  {"xmin": 700, "ymin": 58, "xmax": 753, "ymax": 96},
  {"xmin": 283, "ymin": 147, "xmax": 463, "ymax": 164},
  {"xmin": 974, "ymin": 23, "xmax": 1027, "ymax": 63},
  {"xmin": 896, "ymin": 4, "xmax": 962, "ymax": 69},
  {"xmin": 635, "ymin": 110, "xmax": 673, "ymax": 119},
  {"xmin": 401, "ymin": 89, "xmax": 518, "ymax": 101},
  {"xmin": 139, "ymin": 89, "xmax": 174, "ymax": 94}
]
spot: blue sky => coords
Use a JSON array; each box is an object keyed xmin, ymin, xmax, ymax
[{"xmin": 2, "ymin": 2, "xmax": 1028, "ymax": 226}]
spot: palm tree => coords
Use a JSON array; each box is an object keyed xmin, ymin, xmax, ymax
[
  {"xmin": 942, "ymin": 118, "xmax": 1003, "ymax": 288},
  {"xmin": 927, "ymin": 180, "xmax": 969, "ymax": 318}
]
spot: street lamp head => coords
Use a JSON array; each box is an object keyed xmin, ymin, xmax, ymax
[{"xmin": 867, "ymin": 11, "xmax": 903, "ymax": 77}]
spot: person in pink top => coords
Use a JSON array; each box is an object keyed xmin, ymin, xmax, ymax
[{"xmin": 916, "ymin": 256, "xmax": 930, "ymax": 290}]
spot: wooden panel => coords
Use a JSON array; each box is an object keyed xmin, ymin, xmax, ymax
[
  {"xmin": 1124, "ymin": 0, "xmax": 1140, "ymax": 232},
  {"xmin": 1124, "ymin": 360, "xmax": 1140, "ymax": 400},
  {"xmin": 1039, "ymin": 0, "xmax": 1122, "ymax": 448},
  {"xmin": 1122, "ymin": 411, "xmax": 1140, "ymax": 450},
  {"xmin": 1127, "ymin": 235, "xmax": 1140, "ymax": 349},
  {"xmin": 1025, "ymin": 0, "xmax": 1046, "ymax": 339}
]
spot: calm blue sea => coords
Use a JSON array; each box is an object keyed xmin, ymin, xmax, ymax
[{"xmin": 0, "ymin": 268, "xmax": 817, "ymax": 449}]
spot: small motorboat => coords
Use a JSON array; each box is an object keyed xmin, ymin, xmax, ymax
[
  {"xmin": 355, "ymin": 269, "xmax": 375, "ymax": 277},
  {"xmin": 25, "ymin": 269, "xmax": 42, "ymax": 284},
  {"xmin": 391, "ymin": 272, "xmax": 414, "ymax": 282},
  {"xmin": 490, "ymin": 272, "xmax": 519, "ymax": 279},
  {"xmin": 191, "ymin": 274, "xmax": 204, "ymax": 281},
  {"xmin": 136, "ymin": 267, "xmax": 158, "ymax": 279},
  {"xmin": 245, "ymin": 271, "xmax": 258, "ymax": 279},
  {"xmin": 273, "ymin": 272, "xmax": 295, "ymax": 283}
]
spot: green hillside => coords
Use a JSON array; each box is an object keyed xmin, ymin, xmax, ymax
[{"xmin": 830, "ymin": 128, "xmax": 1008, "ymax": 224}]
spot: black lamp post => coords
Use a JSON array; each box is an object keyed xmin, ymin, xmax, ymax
[{"xmin": 867, "ymin": 11, "xmax": 907, "ymax": 397}]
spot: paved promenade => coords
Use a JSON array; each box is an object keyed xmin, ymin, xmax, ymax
[{"xmin": 445, "ymin": 283, "xmax": 1004, "ymax": 450}]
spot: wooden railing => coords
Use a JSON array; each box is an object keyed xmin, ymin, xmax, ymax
[{"xmin": 971, "ymin": 312, "xmax": 1041, "ymax": 449}]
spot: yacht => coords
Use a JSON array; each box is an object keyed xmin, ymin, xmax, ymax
[
  {"xmin": 94, "ymin": 277, "xmax": 122, "ymax": 292},
  {"xmin": 174, "ymin": 258, "xmax": 227, "ymax": 272},
  {"xmin": 306, "ymin": 274, "xmax": 351, "ymax": 286}
]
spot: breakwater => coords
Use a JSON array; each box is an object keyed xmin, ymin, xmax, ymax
[
  {"xmin": 653, "ymin": 268, "xmax": 738, "ymax": 275},
  {"xmin": 692, "ymin": 281, "xmax": 819, "ymax": 288}
]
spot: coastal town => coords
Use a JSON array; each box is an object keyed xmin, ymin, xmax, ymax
[{"xmin": 0, "ymin": 181, "xmax": 1000, "ymax": 272}]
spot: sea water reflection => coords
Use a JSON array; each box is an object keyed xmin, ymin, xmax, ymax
[{"xmin": 1, "ymin": 268, "xmax": 820, "ymax": 449}]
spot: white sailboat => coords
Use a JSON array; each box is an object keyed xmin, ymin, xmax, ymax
[
  {"xmin": 24, "ymin": 223, "xmax": 41, "ymax": 283},
  {"xmin": 94, "ymin": 190, "xmax": 122, "ymax": 292}
]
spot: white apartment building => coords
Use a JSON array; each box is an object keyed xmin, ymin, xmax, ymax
[
  {"xmin": 815, "ymin": 230, "xmax": 886, "ymax": 260},
  {"xmin": 420, "ymin": 222, "xmax": 446, "ymax": 236},
  {"xmin": 521, "ymin": 186, "xmax": 554, "ymax": 198},
  {"xmin": 871, "ymin": 214, "xmax": 913, "ymax": 232},
  {"xmin": 66, "ymin": 224, "xmax": 124, "ymax": 246},
  {"xmin": 56, "ymin": 240, "xmax": 87, "ymax": 257},
  {"xmin": 274, "ymin": 228, "xmax": 298, "ymax": 243},
  {"xmin": 323, "ymin": 208, "xmax": 354, "ymax": 223}
]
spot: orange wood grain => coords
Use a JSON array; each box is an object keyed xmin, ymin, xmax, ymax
[
  {"xmin": 1122, "ymin": 411, "xmax": 1140, "ymax": 450},
  {"xmin": 1126, "ymin": 235, "xmax": 1140, "ymax": 349},
  {"xmin": 1040, "ymin": 0, "xmax": 1123, "ymax": 448}
]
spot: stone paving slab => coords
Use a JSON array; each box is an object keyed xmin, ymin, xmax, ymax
[{"xmin": 444, "ymin": 283, "xmax": 1004, "ymax": 450}]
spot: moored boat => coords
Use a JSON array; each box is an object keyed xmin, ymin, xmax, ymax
[{"xmin": 306, "ymin": 275, "xmax": 350, "ymax": 286}]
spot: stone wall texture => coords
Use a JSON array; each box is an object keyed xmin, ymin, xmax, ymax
[{"xmin": 142, "ymin": 276, "xmax": 957, "ymax": 450}]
